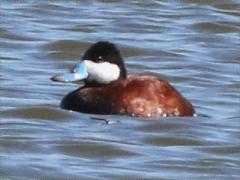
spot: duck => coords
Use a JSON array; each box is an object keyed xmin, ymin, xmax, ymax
[{"xmin": 51, "ymin": 41, "xmax": 196, "ymax": 118}]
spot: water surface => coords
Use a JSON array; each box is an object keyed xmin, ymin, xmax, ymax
[{"xmin": 1, "ymin": 0, "xmax": 240, "ymax": 179}]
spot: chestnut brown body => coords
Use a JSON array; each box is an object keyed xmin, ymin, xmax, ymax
[{"xmin": 61, "ymin": 75, "xmax": 195, "ymax": 118}]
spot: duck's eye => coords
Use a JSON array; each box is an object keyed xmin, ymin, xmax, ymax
[{"xmin": 98, "ymin": 56, "xmax": 102, "ymax": 60}]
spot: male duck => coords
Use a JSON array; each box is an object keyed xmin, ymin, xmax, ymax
[{"xmin": 51, "ymin": 41, "xmax": 196, "ymax": 118}]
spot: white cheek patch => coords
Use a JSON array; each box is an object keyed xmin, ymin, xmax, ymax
[{"xmin": 84, "ymin": 60, "xmax": 120, "ymax": 84}]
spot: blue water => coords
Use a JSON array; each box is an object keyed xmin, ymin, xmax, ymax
[{"xmin": 1, "ymin": 1, "xmax": 239, "ymax": 179}]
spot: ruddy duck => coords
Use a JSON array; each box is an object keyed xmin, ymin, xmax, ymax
[{"xmin": 51, "ymin": 41, "xmax": 196, "ymax": 118}]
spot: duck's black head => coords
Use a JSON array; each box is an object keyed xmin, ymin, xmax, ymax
[{"xmin": 51, "ymin": 41, "xmax": 127, "ymax": 86}]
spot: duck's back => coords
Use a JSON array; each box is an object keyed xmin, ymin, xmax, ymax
[{"xmin": 112, "ymin": 75, "xmax": 194, "ymax": 117}]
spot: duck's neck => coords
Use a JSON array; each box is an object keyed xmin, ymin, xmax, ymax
[{"xmin": 84, "ymin": 76, "xmax": 126, "ymax": 88}]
